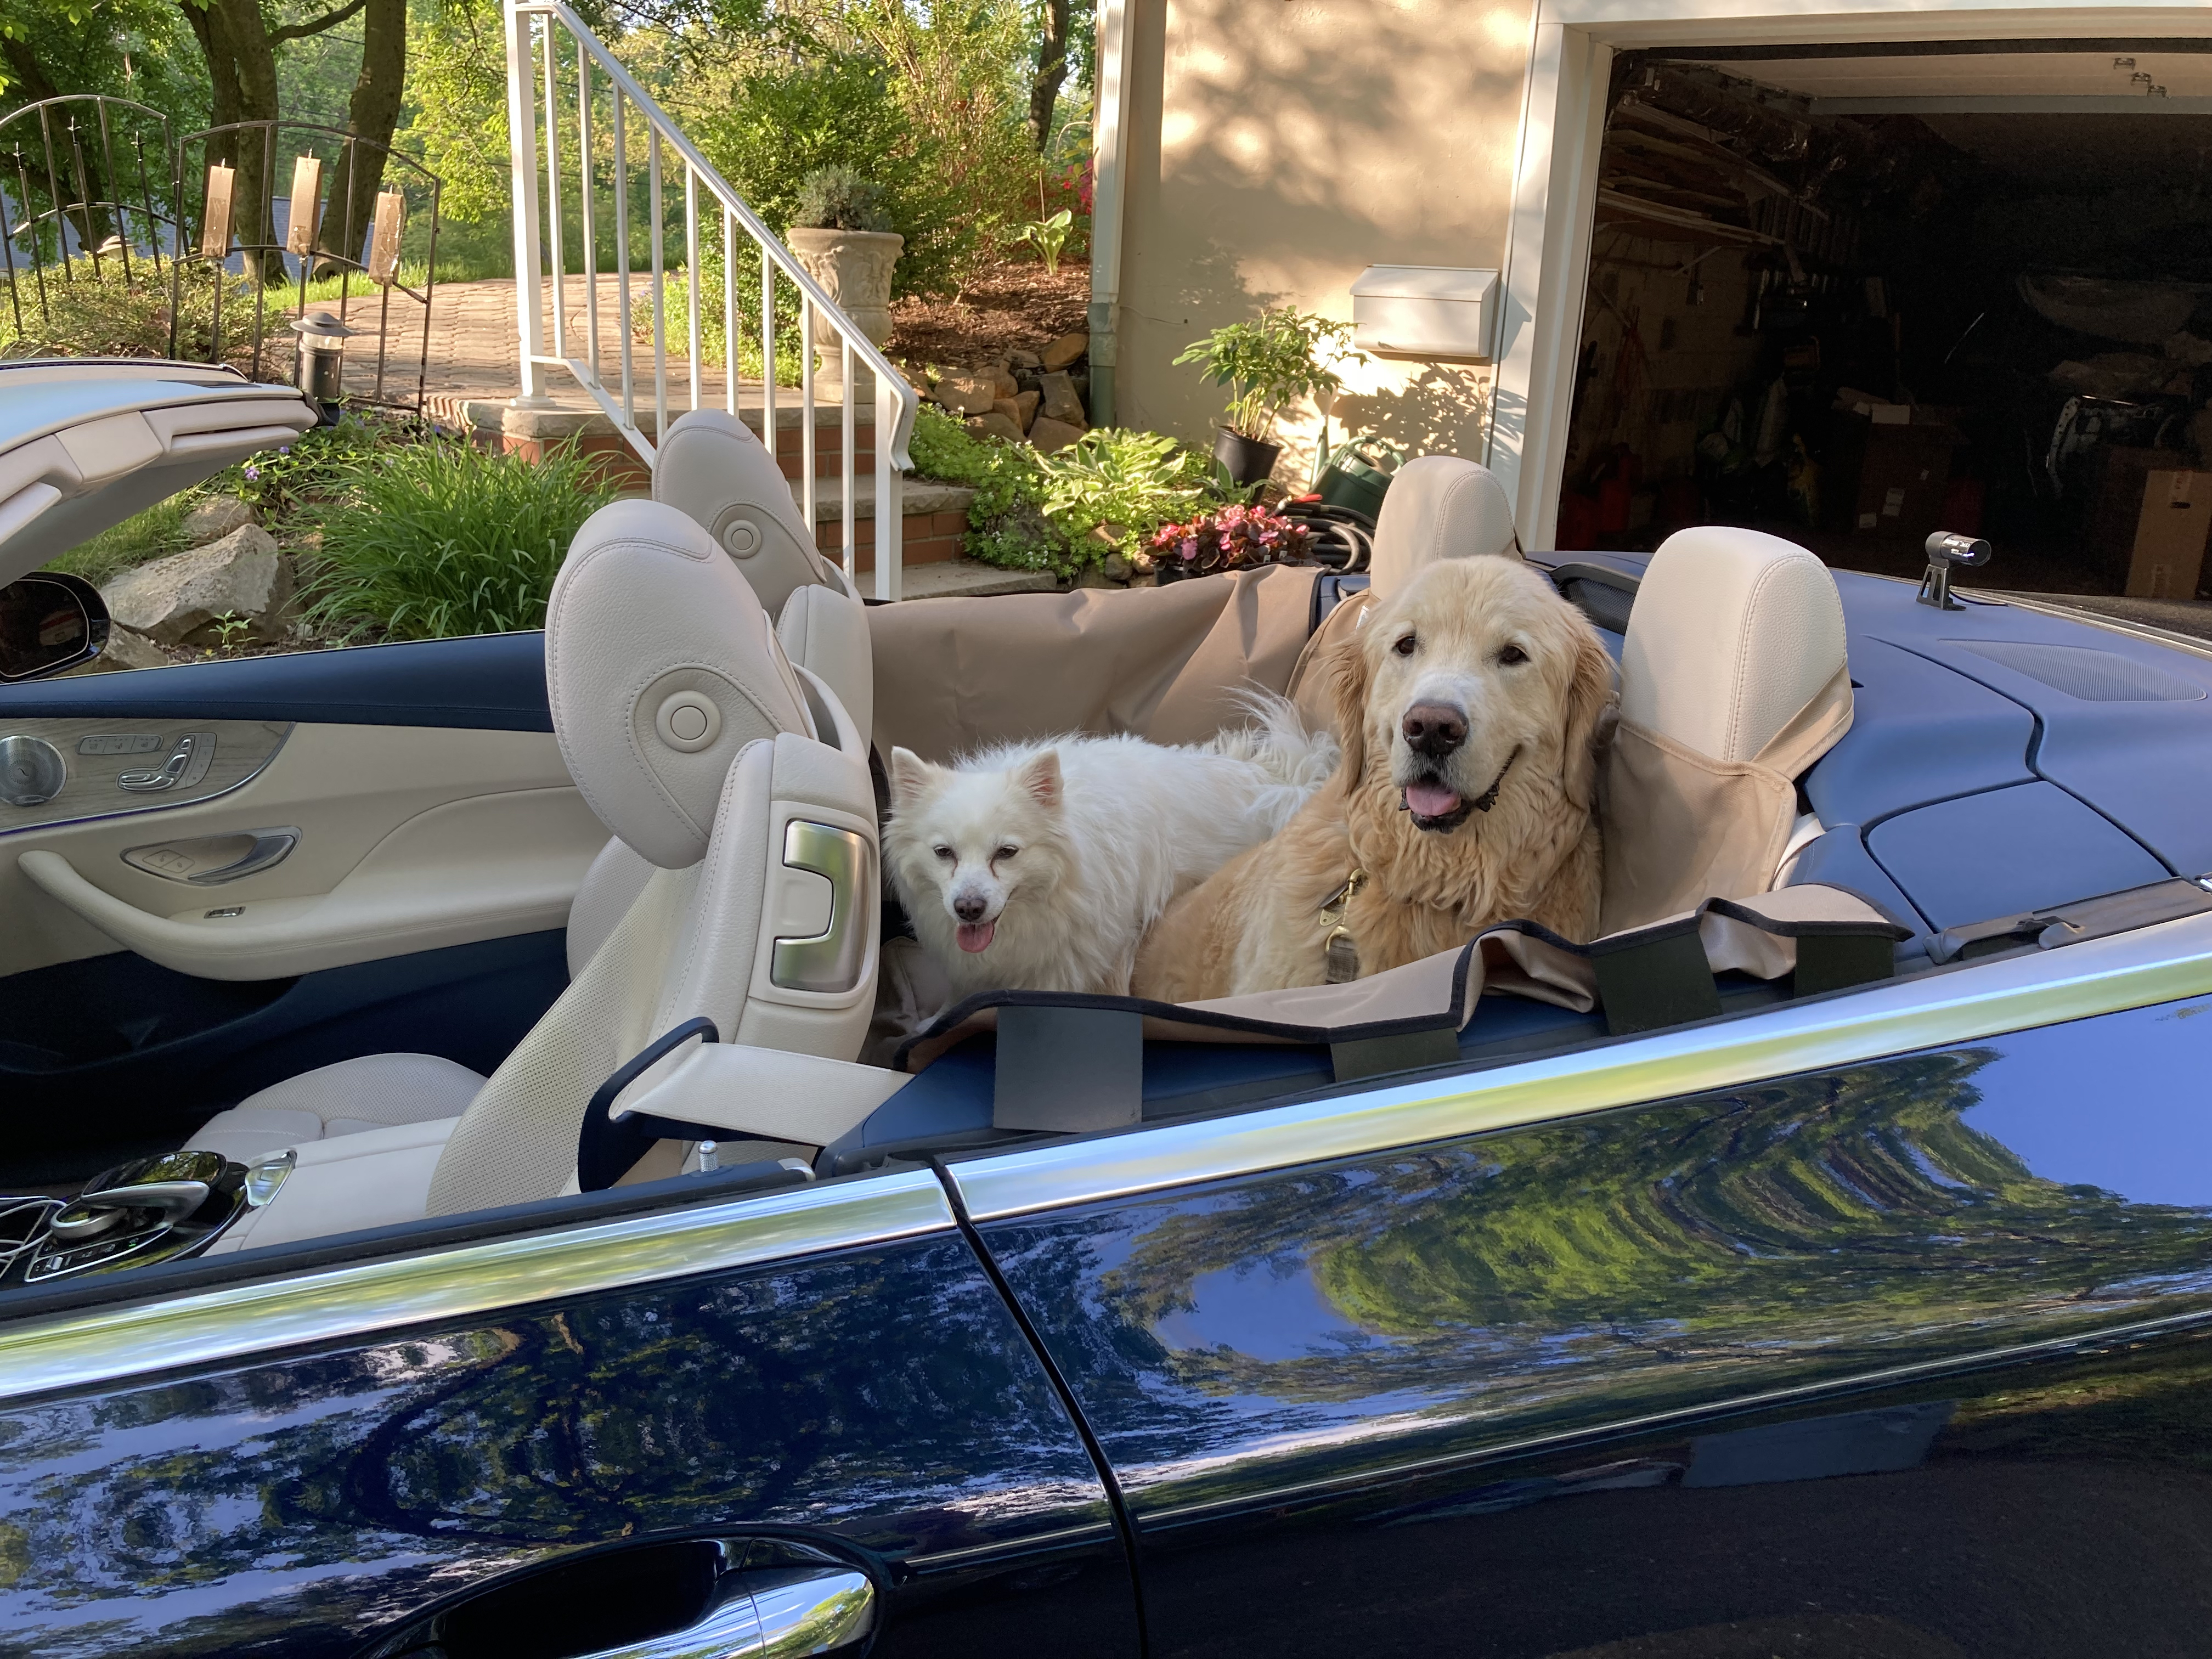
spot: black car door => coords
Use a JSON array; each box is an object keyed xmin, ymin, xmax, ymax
[
  {"xmin": 0, "ymin": 1165, "xmax": 1141, "ymax": 1658},
  {"xmin": 953, "ymin": 949, "xmax": 2212, "ymax": 1658}
]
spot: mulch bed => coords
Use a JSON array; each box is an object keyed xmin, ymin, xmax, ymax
[{"xmin": 888, "ymin": 258, "xmax": 1090, "ymax": 371}]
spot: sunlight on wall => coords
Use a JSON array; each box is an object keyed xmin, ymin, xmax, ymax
[{"xmin": 1119, "ymin": 0, "xmax": 1532, "ymax": 476}]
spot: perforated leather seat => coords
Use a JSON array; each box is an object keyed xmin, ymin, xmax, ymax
[
  {"xmin": 1598, "ymin": 526, "xmax": 1852, "ymax": 933},
  {"xmin": 193, "ymin": 498, "xmax": 886, "ymax": 1235}
]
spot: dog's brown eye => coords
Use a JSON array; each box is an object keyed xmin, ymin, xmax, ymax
[
  {"xmin": 1498, "ymin": 644, "xmax": 1529, "ymax": 666},
  {"xmin": 995, "ymin": 845, "xmax": 1019, "ymax": 861},
  {"xmin": 1393, "ymin": 634, "xmax": 1417, "ymax": 657},
  {"xmin": 933, "ymin": 845, "xmax": 955, "ymax": 864}
]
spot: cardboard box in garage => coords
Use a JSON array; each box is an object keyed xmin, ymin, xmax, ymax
[
  {"xmin": 2088, "ymin": 447, "xmax": 2212, "ymax": 597},
  {"xmin": 1826, "ymin": 406, "xmax": 1960, "ymax": 540}
]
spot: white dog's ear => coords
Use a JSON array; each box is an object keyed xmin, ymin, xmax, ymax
[
  {"xmin": 888, "ymin": 746, "xmax": 934, "ymax": 808},
  {"xmin": 1015, "ymin": 749, "xmax": 1063, "ymax": 810}
]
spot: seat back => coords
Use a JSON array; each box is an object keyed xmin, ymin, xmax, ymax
[
  {"xmin": 1366, "ymin": 454, "xmax": 1521, "ymax": 597},
  {"xmin": 652, "ymin": 408, "xmax": 875, "ymax": 751},
  {"xmin": 430, "ymin": 500, "xmax": 881, "ymax": 1214},
  {"xmin": 1598, "ymin": 526, "xmax": 1852, "ymax": 933},
  {"xmin": 1286, "ymin": 454, "xmax": 1522, "ymax": 734}
]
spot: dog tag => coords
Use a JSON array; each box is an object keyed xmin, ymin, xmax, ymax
[{"xmin": 1325, "ymin": 927, "xmax": 1359, "ymax": 984}]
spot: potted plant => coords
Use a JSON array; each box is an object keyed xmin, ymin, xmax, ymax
[
  {"xmin": 1175, "ymin": 308, "xmax": 1357, "ymax": 487},
  {"xmin": 785, "ymin": 168, "xmax": 903, "ymax": 385}
]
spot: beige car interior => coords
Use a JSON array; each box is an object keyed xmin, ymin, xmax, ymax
[
  {"xmin": 4, "ymin": 399, "xmax": 1880, "ymax": 1252},
  {"xmin": 207, "ymin": 493, "xmax": 891, "ymax": 1252}
]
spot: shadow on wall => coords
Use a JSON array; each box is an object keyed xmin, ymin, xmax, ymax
[
  {"xmin": 1328, "ymin": 364, "xmax": 1492, "ymax": 476},
  {"xmin": 1117, "ymin": 0, "xmax": 1526, "ymax": 461}
]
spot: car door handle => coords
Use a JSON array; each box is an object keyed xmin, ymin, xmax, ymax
[
  {"xmin": 575, "ymin": 1564, "xmax": 874, "ymax": 1659},
  {"xmin": 360, "ymin": 1538, "xmax": 877, "ymax": 1659},
  {"xmin": 122, "ymin": 828, "xmax": 300, "ymax": 885}
]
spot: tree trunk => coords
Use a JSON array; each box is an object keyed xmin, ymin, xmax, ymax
[
  {"xmin": 183, "ymin": 0, "xmax": 280, "ymax": 280},
  {"xmin": 1027, "ymin": 0, "xmax": 1071, "ymax": 154},
  {"xmin": 315, "ymin": 0, "xmax": 407, "ymax": 275}
]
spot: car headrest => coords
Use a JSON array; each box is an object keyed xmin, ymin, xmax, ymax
[
  {"xmin": 1368, "ymin": 455, "xmax": 1520, "ymax": 597},
  {"xmin": 653, "ymin": 408, "xmax": 843, "ymax": 618},
  {"xmin": 1621, "ymin": 525, "xmax": 1849, "ymax": 771},
  {"xmin": 547, "ymin": 498, "xmax": 815, "ymax": 869}
]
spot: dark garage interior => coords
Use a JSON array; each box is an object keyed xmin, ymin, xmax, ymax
[{"xmin": 1557, "ymin": 47, "xmax": 2212, "ymax": 622}]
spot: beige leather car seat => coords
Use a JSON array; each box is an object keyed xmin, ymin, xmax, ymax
[
  {"xmin": 1287, "ymin": 454, "xmax": 1522, "ymax": 733},
  {"xmin": 191, "ymin": 500, "xmax": 884, "ymax": 1220},
  {"xmin": 555, "ymin": 408, "xmax": 880, "ymax": 977},
  {"xmin": 1598, "ymin": 526, "xmax": 1852, "ymax": 934}
]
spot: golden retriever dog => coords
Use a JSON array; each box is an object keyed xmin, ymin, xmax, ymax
[{"xmin": 1132, "ymin": 557, "xmax": 1613, "ymax": 1000}]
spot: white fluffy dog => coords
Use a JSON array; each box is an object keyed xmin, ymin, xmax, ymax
[{"xmin": 887, "ymin": 697, "xmax": 1337, "ymax": 999}]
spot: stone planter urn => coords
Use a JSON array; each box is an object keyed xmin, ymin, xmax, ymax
[{"xmin": 786, "ymin": 227, "xmax": 903, "ymax": 393}]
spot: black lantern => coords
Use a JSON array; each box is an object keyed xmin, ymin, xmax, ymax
[{"xmin": 289, "ymin": 311, "xmax": 357, "ymax": 416}]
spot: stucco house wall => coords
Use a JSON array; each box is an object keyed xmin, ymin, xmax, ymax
[{"xmin": 1113, "ymin": 0, "xmax": 1538, "ymax": 484}]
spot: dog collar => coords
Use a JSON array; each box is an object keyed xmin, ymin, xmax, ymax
[
  {"xmin": 1319, "ymin": 868, "xmax": 1368, "ymax": 984},
  {"xmin": 1469, "ymin": 746, "xmax": 1521, "ymax": 814}
]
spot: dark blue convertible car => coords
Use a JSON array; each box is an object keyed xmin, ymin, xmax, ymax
[{"xmin": 0, "ymin": 361, "xmax": 2207, "ymax": 1659}]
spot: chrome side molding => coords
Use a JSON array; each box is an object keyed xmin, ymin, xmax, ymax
[{"xmin": 950, "ymin": 909, "xmax": 2212, "ymax": 1222}]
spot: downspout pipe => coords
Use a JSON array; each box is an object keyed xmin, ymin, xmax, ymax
[{"xmin": 1087, "ymin": 0, "xmax": 1135, "ymax": 428}]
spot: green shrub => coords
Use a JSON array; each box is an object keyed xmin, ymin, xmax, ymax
[
  {"xmin": 1035, "ymin": 428, "xmax": 1209, "ymax": 552},
  {"xmin": 906, "ymin": 404, "xmax": 1070, "ymax": 571},
  {"xmin": 302, "ymin": 438, "xmax": 622, "ymax": 641},
  {"xmin": 793, "ymin": 167, "xmax": 894, "ymax": 232}
]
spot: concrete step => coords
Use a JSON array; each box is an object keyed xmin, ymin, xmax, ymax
[
  {"xmin": 893, "ymin": 559, "xmax": 1062, "ymax": 599},
  {"xmin": 798, "ymin": 476, "xmax": 974, "ymax": 522}
]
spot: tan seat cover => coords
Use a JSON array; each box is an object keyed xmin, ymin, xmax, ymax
[
  {"xmin": 1599, "ymin": 526, "xmax": 1852, "ymax": 934},
  {"xmin": 867, "ymin": 563, "xmax": 1318, "ymax": 759}
]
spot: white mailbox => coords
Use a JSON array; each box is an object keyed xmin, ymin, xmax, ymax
[{"xmin": 1350, "ymin": 266, "xmax": 1500, "ymax": 361}]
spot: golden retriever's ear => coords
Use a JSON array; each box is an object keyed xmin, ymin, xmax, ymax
[
  {"xmin": 1327, "ymin": 632, "xmax": 1373, "ymax": 792},
  {"xmin": 1560, "ymin": 627, "xmax": 1617, "ymax": 815}
]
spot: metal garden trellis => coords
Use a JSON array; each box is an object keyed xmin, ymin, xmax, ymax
[{"xmin": 0, "ymin": 96, "xmax": 443, "ymax": 418}]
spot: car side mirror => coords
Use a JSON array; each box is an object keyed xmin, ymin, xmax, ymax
[{"xmin": 0, "ymin": 572, "xmax": 110, "ymax": 681}]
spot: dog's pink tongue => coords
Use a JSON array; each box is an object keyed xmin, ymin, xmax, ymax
[
  {"xmin": 956, "ymin": 919, "xmax": 996, "ymax": 953},
  {"xmin": 1404, "ymin": 781, "xmax": 1463, "ymax": 817}
]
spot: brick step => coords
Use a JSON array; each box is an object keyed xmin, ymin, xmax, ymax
[{"xmin": 806, "ymin": 478, "xmax": 974, "ymax": 568}]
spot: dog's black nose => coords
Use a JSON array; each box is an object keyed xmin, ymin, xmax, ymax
[
  {"xmin": 953, "ymin": 894, "xmax": 989, "ymax": 923},
  {"xmin": 1401, "ymin": 703, "xmax": 1468, "ymax": 758}
]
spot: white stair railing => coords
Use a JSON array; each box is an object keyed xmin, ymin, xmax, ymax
[{"xmin": 503, "ymin": 0, "xmax": 918, "ymax": 599}]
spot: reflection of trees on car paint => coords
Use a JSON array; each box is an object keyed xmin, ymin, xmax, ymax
[
  {"xmin": 978, "ymin": 1008, "xmax": 2212, "ymax": 1509},
  {"xmin": 0, "ymin": 1241, "xmax": 1105, "ymax": 1655}
]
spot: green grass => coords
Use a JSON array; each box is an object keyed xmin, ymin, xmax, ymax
[{"xmin": 301, "ymin": 436, "xmax": 623, "ymax": 641}]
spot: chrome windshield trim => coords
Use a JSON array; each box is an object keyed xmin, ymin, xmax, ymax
[
  {"xmin": 1976, "ymin": 589, "xmax": 2212, "ymax": 664},
  {"xmin": 0, "ymin": 1169, "xmax": 953, "ymax": 1402},
  {"xmin": 953, "ymin": 910, "xmax": 2212, "ymax": 1222}
]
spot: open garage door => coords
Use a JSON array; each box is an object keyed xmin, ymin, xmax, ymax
[{"xmin": 1554, "ymin": 45, "xmax": 2212, "ymax": 620}]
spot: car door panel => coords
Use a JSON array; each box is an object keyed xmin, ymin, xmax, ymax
[
  {"xmin": 0, "ymin": 1175, "xmax": 1140, "ymax": 1658},
  {"xmin": 1, "ymin": 723, "xmax": 598, "ymax": 983},
  {"xmin": 0, "ymin": 636, "xmax": 595, "ymax": 1169},
  {"xmin": 966, "ymin": 998, "xmax": 2212, "ymax": 1658},
  {"xmin": 0, "ymin": 931, "xmax": 568, "ymax": 1180}
]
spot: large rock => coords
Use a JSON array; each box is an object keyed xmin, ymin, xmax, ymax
[
  {"xmin": 1037, "ymin": 371, "xmax": 1087, "ymax": 428},
  {"xmin": 991, "ymin": 366, "xmax": 1020, "ymax": 400},
  {"xmin": 1028, "ymin": 415, "xmax": 1085, "ymax": 453},
  {"xmin": 59, "ymin": 627, "xmax": 169, "ymax": 675},
  {"xmin": 967, "ymin": 411, "xmax": 1026, "ymax": 444},
  {"xmin": 101, "ymin": 524, "xmax": 292, "ymax": 646},
  {"xmin": 1012, "ymin": 389, "xmax": 1041, "ymax": 431},
  {"xmin": 182, "ymin": 496, "xmax": 256, "ymax": 545},
  {"xmin": 1041, "ymin": 331, "xmax": 1087, "ymax": 372},
  {"xmin": 931, "ymin": 372, "xmax": 1000, "ymax": 415}
]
